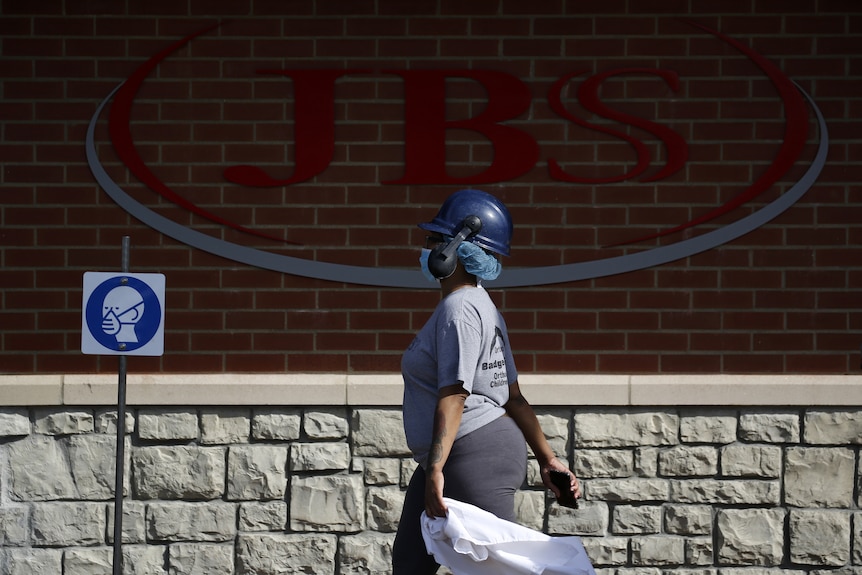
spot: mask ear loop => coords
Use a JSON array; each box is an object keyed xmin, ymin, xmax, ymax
[{"xmin": 427, "ymin": 215, "xmax": 483, "ymax": 279}]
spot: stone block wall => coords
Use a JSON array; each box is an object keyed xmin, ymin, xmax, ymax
[{"xmin": 0, "ymin": 406, "xmax": 860, "ymax": 574}]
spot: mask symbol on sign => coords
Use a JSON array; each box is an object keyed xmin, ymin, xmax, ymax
[{"xmin": 102, "ymin": 286, "xmax": 145, "ymax": 343}]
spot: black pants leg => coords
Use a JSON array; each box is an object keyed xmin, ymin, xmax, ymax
[{"xmin": 391, "ymin": 466, "xmax": 441, "ymax": 575}]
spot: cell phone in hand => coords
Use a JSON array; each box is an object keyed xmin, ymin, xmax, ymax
[{"xmin": 549, "ymin": 469, "xmax": 579, "ymax": 509}]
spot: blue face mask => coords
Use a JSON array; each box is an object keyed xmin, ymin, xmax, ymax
[
  {"xmin": 419, "ymin": 248, "xmax": 439, "ymax": 283},
  {"xmin": 457, "ymin": 241, "xmax": 502, "ymax": 281}
]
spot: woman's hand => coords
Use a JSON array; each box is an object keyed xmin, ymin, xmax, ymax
[
  {"xmin": 540, "ymin": 456, "xmax": 581, "ymax": 500},
  {"xmin": 425, "ymin": 468, "xmax": 447, "ymax": 518}
]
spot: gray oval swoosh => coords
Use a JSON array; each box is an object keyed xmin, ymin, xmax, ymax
[{"xmin": 87, "ymin": 84, "xmax": 826, "ymax": 289}]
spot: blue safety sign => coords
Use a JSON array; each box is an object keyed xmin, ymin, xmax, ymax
[{"xmin": 81, "ymin": 272, "xmax": 165, "ymax": 356}]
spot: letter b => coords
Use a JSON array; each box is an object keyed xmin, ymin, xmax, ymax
[{"xmin": 384, "ymin": 70, "xmax": 539, "ymax": 185}]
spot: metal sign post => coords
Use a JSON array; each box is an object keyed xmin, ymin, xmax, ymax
[
  {"xmin": 80, "ymin": 236, "xmax": 166, "ymax": 575},
  {"xmin": 113, "ymin": 236, "xmax": 130, "ymax": 575}
]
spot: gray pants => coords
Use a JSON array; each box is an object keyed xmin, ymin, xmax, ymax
[{"xmin": 392, "ymin": 414, "xmax": 528, "ymax": 574}]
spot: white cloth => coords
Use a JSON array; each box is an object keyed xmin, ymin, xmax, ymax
[{"xmin": 421, "ymin": 498, "xmax": 596, "ymax": 575}]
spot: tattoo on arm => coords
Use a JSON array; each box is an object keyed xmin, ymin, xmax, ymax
[{"xmin": 429, "ymin": 413, "xmax": 446, "ymax": 467}]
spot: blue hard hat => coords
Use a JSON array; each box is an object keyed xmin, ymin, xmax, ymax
[{"xmin": 418, "ymin": 189, "xmax": 513, "ymax": 256}]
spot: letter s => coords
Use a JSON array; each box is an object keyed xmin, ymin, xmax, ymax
[{"xmin": 548, "ymin": 68, "xmax": 688, "ymax": 183}]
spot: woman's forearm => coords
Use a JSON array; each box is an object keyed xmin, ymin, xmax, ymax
[
  {"xmin": 427, "ymin": 391, "xmax": 466, "ymax": 471},
  {"xmin": 424, "ymin": 384, "xmax": 468, "ymax": 517},
  {"xmin": 504, "ymin": 383, "xmax": 556, "ymax": 464},
  {"xmin": 505, "ymin": 381, "xmax": 581, "ymax": 499}
]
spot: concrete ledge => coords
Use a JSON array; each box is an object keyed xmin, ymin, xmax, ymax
[
  {"xmin": 518, "ymin": 374, "xmax": 630, "ymax": 405},
  {"xmin": 62, "ymin": 373, "xmax": 348, "ymax": 406},
  {"xmin": 347, "ymin": 374, "xmax": 403, "ymax": 405},
  {"xmin": 629, "ymin": 374, "xmax": 862, "ymax": 406},
  {"xmin": 1, "ymin": 373, "xmax": 860, "ymax": 407},
  {"xmin": 0, "ymin": 375, "xmax": 64, "ymax": 406}
]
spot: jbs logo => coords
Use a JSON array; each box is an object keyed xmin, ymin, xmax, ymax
[
  {"xmin": 222, "ymin": 68, "xmax": 686, "ymax": 189},
  {"xmin": 86, "ymin": 23, "xmax": 828, "ymax": 288}
]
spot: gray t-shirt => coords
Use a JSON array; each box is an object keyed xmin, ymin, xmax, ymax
[{"xmin": 401, "ymin": 285, "xmax": 518, "ymax": 467}]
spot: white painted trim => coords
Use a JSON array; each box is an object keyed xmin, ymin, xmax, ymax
[{"xmin": 1, "ymin": 374, "xmax": 860, "ymax": 407}]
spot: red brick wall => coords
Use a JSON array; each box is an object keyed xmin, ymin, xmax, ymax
[{"xmin": 1, "ymin": 1, "xmax": 859, "ymax": 374}]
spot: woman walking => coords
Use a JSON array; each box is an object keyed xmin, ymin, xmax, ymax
[{"xmin": 392, "ymin": 189, "xmax": 582, "ymax": 574}]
